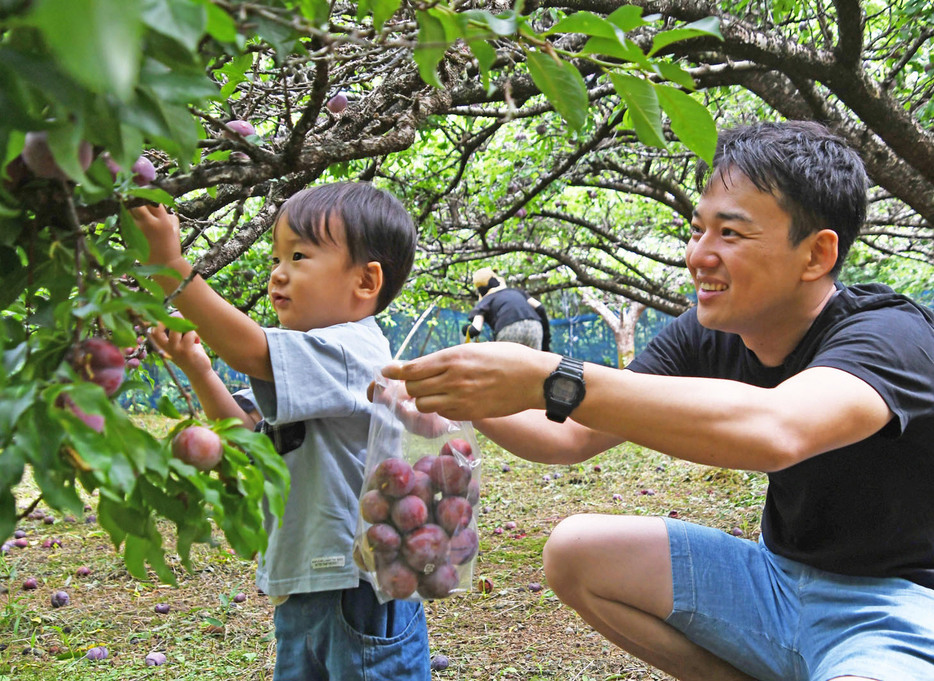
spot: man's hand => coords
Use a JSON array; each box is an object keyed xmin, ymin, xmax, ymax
[{"xmin": 381, "ymin": 343, "xmax": 553, "ymax": 422}]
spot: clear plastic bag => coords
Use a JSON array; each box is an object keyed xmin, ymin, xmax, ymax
[{"xmin": 353, "ymin": 374, "xmax": 481, "ymax": 603}]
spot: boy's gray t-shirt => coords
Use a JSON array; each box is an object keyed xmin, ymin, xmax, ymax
[{"xmin": 235, "ymin": 317, "xmax": 390, "ymax": 597}]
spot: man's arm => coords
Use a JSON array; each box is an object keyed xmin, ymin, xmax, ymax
[
  {"xmin": 382, "ymin": 343, "xmax": 892, "ymax": 472},
  {"xmin": 131, "ymin": 204, "xmax": 273, "ymax": 381},
  {"xmin": 149, "ymin": 321, "xmax": 260, "ymax": 428}
]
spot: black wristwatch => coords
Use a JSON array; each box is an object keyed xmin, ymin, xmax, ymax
[{"xmin": 543, "ymin": 356, "xmax": 586, "ymax": 423}]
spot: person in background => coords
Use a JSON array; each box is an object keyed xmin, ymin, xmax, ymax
[
  {"xmin": 134, "ymin": 181, "xmax": 431, "ymax": 681},
  {"xmin": 384, "ymin": 122, "xmax": 934, "ymax": 681},
  {"xmin": 462, "ymin": 267, "xmax": 550, "ymax": 351}
]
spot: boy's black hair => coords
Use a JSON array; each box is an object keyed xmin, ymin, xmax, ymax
[
  {"xmin": 275, "ymin": 182, "xmax": 416, "ymax": 313},
  {"xmin": 696, "ymin": 121, "xmax": 868, "ymax": 276}
]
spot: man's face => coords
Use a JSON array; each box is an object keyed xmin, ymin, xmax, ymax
[
  {"xmin": 686, "ymin": 170, "xmax": 815, "ymax": 341},
  {"xmin": 267, "ymin": 218, "xmax": 362, "ymax": 332}
]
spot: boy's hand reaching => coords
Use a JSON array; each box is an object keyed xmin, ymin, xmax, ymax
[
  {"xmin": 149, "ymin": 318, "xmax": 213, "ymax": 379},
  {"xmin": 130, "ymin": 204, "xmax": 187, "ymax": 271}
]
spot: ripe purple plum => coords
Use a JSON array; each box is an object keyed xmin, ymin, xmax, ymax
[
  {"xmin": 417, "ymin": 562, "xmax": 459, "ymax": 599},
  {"xmin": 154, "ymin": 603, "xmax": 171, "ymax": 614},
  {"xmin": 14, "ymin": 537, "xmax": 28, "ymax": 548},
  {"xmin": 86, "ymin": 646, "xmax": 108, "ymax": 660},
  {"xmin": 224, "ymin": 119, "xmax": 255, "ymax": 138},
  {"xmin": 410, "ymin": 470, "xmax": 435, "ymax": 509},
  {"xmin": 145, "ymin": 651, "xmax": 167, "ymax": 666},
  {"xmin": 172, "ymin": 426, "xmax": 223, "ymax": 471},
  {"xmin": 22, "ymin": 131, "xmax": 93, "ymax": 181},
  {"xmin": 390, "ymin": 494, "xmax": 428, "ymax": 533},
  {"xmin": 413, "ymin": 455, "xmax": 436, "ymax": 475},
  {"xmin": 376, "ymin": 558, "xmax": 417, "ymax": 600},
  {"xmin": 435, "ymin": 496, "xmax": 473, "ymax": 535},
  {"xmin": 401, "ymin": 524, "xmax": 449, "ymax": 574},
  {"xmin": 360, "ymin": 489, "xmax": 391, "ymax": 524},
  {"xmin": 431, "ymin": 654, "xmax": 450, "ymax": 671},
  {"xmin": 58, "ymin": 395, "xmax": 105, "ymax": 432},
  {"xmin": 369, "ymin": 458, "xmax": 415, "ymax": 498},
  {"xmin": 448, "ymin": 527, "xmax": 478, "ymax": 565},
  {"xmin": 366, "ymin": 522, "xmax": 401, "ymax": 556},
  {"xmin": 76, "ymin": 566, "xmax": 91, "ymax": 577},
  {"xmin": 440, "ymin": 437, "xmax": 473, "ymax": 460},
  {"xmin": 23, "ymin": 577, "xmax": 38, "ymax": 590},
  {"xmin": 429, "ymin": 456, "xmax": 472, "ymax": 497},
  {"xmin": 477, "ymin": 576, "xmax": 494, "ymax": 594},
  {"xmin": 233, "ymin": 592, "xmax": 247, "ymax": 603},
  {"xmin": 51, "ymin": 590, "xmax": 70, "ymax": 608},
  {"xmin": 13, "ymin": 529, "xmax": 25, "ymax": 539},
  {"xmin": 326, "ymin": 92, "xmax": 348, "ymax": 114},
  {"xmin": 70, "ymin": 338, "xmax": 125, "ymax": 396},
  {"xmin": 131, "ymin": 156, "xmax": 156, "ymax": 185}
]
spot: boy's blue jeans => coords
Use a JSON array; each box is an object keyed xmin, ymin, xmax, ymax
[{"xmin": 272, "ymin": 583, "xmax": 430, "ymax": 681}]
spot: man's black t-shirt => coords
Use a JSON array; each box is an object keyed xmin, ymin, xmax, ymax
[
  {"xmin": 627, "ymin": 283, "xmax": 934, "ymax": 589},
  {"xmin": 469, "ymin": 288, "xmax": 539, "ymax": 333}
]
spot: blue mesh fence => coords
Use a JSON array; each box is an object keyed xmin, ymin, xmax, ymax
[{"xmin": 120, "ymin": 306, "xmax": 677, "ymax": 413}]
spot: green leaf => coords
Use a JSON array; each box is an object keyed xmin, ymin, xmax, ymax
[
  {"xmin": 606, "ymin": 5, "xmax": 649, "ymax": 32},
  {"xmin": 581, "ymin": 35, "xmax": 650, "ymax": 68},
  {"xmin": 203, "ymin": 1, "xmax": 239, "ymax": 43},
  {"xmin": 26, "ymin": 0, "xmax": 143, "ymax": 100},
  {"xmin": 0, "ymin": 245, "xmax": 27, "ymax": 310},
  {"xmin": 609, "ymin": 72, "xmax": 666, "ymax": 149},
  {"xmin": 649, "ymin": 17, "xmax": 723, "ymax": 57},
  {"xmin": 141, "ymin": 0, "xmax": 207, "ymax": 52},
  {"xmin": 546, "ymin": 11, "xmax": 620, "ymax": 39},
  {"xmin": 372, "ymin": 0, "xmax": 403, "ymax": 31},
  {"xmin": 414, "ymin": 10, "xmax": 448, "ymax": 88},
  {"xmin": 460, "ymin": 9, "xmax": 518, "ymax": 37},
  {"xmin": 119, "ymin": 204, "xmax": 149, "ymax": 260},
  {"xmin": 525, "ymin": 50, "xmax": 589, "ymax": 131},
  {"xmin": 157, "ymin": 395, "xmax": 183, "ymax": 419},
  {"xmin": 655, "ymin": 84, "xmax": 717, "ymax": 165},
  {"xmin": 654, "ymin": 61, "xmax": 696, "ymax": 91}
]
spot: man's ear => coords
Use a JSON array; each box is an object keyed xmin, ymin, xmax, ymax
[
  {"xmin": 801, "ymin": 229, "xmax": 838, "ymax": 281},
  {"xmin": 356, "ymin": 261, "xmax": 383, "ymax": 304}
]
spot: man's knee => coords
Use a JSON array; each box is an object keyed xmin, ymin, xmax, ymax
[{"xmin": 543, "ymin": 514, "xmax": 589, "ymax": 592}]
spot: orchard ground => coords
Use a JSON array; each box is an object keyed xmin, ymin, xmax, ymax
[{"xmin": 1, "ymin": 414, "xmax": 766, "ymax": 681}]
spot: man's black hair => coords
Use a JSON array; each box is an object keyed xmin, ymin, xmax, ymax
[
  {"xmin": 275, "ymin": 182, "xmax": 416, "ymax": 313},
  {"xmin": 696, "ymin": 121, "xmax": 868, "ymax": 276}
]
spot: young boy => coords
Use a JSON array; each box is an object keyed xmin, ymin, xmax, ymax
[{"xmin": 132, "ymin": 182, "xmax": 430, "ymax": 680}]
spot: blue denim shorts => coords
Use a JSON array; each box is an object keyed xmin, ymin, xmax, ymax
[
  {"xmin": 663, "ymin": 518, "xmax": 934, "ymax": 681},
  {"xmin": 272, "ymin": 583, "xmax": 429, "ymax": 681}
]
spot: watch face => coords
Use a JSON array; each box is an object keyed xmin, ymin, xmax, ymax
[{"xmin": 550, "ymin": 376, "xmax": 580, "ymax": 403}]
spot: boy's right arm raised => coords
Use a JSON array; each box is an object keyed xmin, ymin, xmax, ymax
[{"xmin": 131, "ymin": 204, "xmax": 274, "ymax": 382}]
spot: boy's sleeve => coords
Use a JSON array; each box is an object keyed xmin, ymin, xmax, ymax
[
  {"xmin": 232, "ymin": 388, "xmax": 260, "ymax": 416},
  {"xmin": 251, "ymin": 324, "xmax": 387, "ymax": 426}
]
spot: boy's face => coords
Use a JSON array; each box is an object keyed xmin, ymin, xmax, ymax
[
  {"xmin": 686, "ymin": 170, "xmax": 818, "ymax": 342},
  {"xmin": 268, "ymin": 217, "xmax": 364, "ymax": 332}
]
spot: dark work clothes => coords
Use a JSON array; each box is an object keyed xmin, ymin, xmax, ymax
[
  {"xmin": 469, "ymin": 288, "xmax": 539, "ymax": 333},
  {"xmin": 627, "ymin": 283, "xmax": 934, "ymax": 589}
]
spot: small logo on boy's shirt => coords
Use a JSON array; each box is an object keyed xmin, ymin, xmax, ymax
[{"xmin": 311, "ymin": 556, "xmax": 345, "ymax": 569}]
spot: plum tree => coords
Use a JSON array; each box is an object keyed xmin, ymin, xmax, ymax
[{"xmin": 171, "ymin": 426, "xmax": 223, "ymax": 471}]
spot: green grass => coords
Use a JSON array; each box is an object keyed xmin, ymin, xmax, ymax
[{"xmin": 1, "ymin": 418, "xmax": 766, "ymax": 680}]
